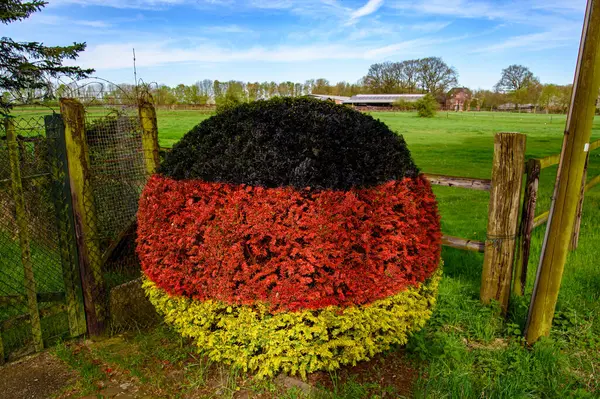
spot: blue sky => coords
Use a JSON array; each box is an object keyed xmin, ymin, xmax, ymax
[{"xmin": 2, "ymin": 0, "xmax": 587, "ymax": 89}]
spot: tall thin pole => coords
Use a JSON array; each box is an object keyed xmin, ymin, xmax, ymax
[{"xmin": 525, "ymin": 0, "xmax": 600, "ymax": 344}]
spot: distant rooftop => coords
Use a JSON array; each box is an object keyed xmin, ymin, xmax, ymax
[
  {"xmin": 309, "ymin": 94, "xmax": 351, "ymax": 102},
  {"xmin": 344, "ymin": 94, "xmax": 425, "ymax": 104}
]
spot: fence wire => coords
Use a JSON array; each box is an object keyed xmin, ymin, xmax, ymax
[
  {"xmin": 0, "ymin": 103, "xmax": 159, "ymax": 363},
  {"xmin": 85, "ymin": 110, "xmax": 148, "ymax": 288},
  {"xmin": 0, "ymin": 116, "xmax": 82, "ymax": 362},
  {"xmin": 81, "ymin": 107, "xmax": 158, "ymax": 332}
]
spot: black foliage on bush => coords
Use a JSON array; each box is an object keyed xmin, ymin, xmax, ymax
[{"xmin": 160, "ymin": 97, "xmax": 419, "ymax": 190}]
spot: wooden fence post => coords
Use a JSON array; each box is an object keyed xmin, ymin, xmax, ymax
[
  {"xmin": 525, "ymin": 0, "xmax": 600, "ymax": 344},
  {"xmin": 513, "ymin": 159, "xmax": 541, "ymax": 296},
  {"xmin": 138, "ymin": 95, "xmax": 160, "ymax": 175},
  {"xmin": 59, "ymin": 99, "xmax": 106, "ymax": 336},
  {"xmin": 5, "ymin": 118, "xmax": 44, "ymax": 352},
  {"xmin": 45, "ymin": 114, "xmax": 88, "ymax": 337},
  {"xmin": 570, "ymin": 154, "xmax": 588, "ymax": 250},
  {"xmin": 480, "ymin": 132, "xmax": 526, "ymax": 314}
]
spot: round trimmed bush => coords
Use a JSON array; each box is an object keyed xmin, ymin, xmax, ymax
[
  {"xmin": 160, "ymin": 97, "xmax": 418, "ymax": 190},
  {"xmin": 138, "ymin": 97, "xmax": 442, "ymax": 378}
]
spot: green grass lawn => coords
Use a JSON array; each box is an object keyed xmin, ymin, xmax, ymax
[
  {"xmin": 7, "ymin": 107, "xmax": 600, "ymax": 397},
  {"xmin": 153, "ymin": 109, "xmax": 600, "ymax": 398}
]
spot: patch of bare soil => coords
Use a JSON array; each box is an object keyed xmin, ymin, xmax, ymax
[
  {"xmin": 0, "ymin": 352, "xmax": 77, "ymax": 399},
  {"xmin": 308, "ymin": 349, "xmax": 419, "ymax": 398}
]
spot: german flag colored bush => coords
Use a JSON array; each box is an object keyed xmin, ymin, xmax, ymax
[{"xmin": 138, "ymin": 97, "xmax": 442, "ymax": 377}]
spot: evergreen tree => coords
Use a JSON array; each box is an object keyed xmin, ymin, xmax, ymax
[{"xmin": 1, "ymin": 0, "xmax": 94, "ymax": 114}]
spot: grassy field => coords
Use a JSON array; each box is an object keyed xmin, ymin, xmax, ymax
[
  {"xmin": 7, "ymin": 107, "xmax": 600, "ymax": 397},
  {"xmin": 156, "ymin": 109, "xmax": 600, "ymax": 397}
]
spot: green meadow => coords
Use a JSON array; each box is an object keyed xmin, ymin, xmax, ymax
[
  {"xmin": 7, "ymin": 106, "xmax": 600, "ymax": 397},
  {"xmin": 154, "ymin": 109, "xmax": 600, "ymax": 397}
]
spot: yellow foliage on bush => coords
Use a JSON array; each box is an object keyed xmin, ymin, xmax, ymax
[{"xmin": 143, "ymin": 268, "xmax": 441, "ymax": 379}]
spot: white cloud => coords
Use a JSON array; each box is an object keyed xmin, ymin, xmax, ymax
[
  {"xmin": 71, "ymin": 35, "xmax": 469, "ymax": 70},
  {"xmin": 390, "ymin": 0, "xmax": 584, "ymax": 28},
  {"xmin": 409, "ymin": 21, "xmax": 451, "ymax": 33},
  {"xmin": 473, "ymin": 30, "xmax": 575, "ymax": 54},
  {"xmin": 365, "ymin": 33, "xmax": 467, "ymax": 57},
  {"xmin": 531, "ymin": 0, "xmax": 586, "ymax": 13},
  {"xmin": 346, "ymin": 21, "xmax": 449, "ymax": 40},
  {"xmin": 21, "ymin": 13, "xmax": 112, "ymax": 28},
  {"xmin": 350, "ymin": 0, "xmax": 385, "ymax": 20},
  {"xmin": 249, "ymin": 0, "xmax": 293, "ymax": 9},
  {"xmin": 204, "ymin": 24, "xmax": 253, "ymax": 33},
  {"xmin": 48, "ymin": 0, "xmax": 191, "ymax": 10}
]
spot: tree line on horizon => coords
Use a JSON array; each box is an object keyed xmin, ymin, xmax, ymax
[
  {"xmin": 0, "ymin": 1, "xmax": 593, "ymax": 116},
  {"xmin": 2, "ymin": 52, "xmax": 585, "ymax": 114}
]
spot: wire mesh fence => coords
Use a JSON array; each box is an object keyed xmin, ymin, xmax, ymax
[
  {"xmin": 0, "ymin": 99, "xmax": 160, "ymax": 362},
  {"xmin": 85, "ymin": 110, "xmax": 148, "ymax": 287},
  {"xmin": 81, "ymin": 105, "xmax": 158, "ymax": 333},
  {"xmin": 0, "ymin": 116, "xmax": 85, "ymax": 363}
]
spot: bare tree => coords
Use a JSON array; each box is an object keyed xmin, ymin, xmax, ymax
[
  {"xmin": 495, "ymin": 65, "xmax": 539, "ymax": 92},
  {"xmin": 417, "ymin": 57, "xmax": 458, "ymax": 95},
  {"xmin": 399, "ymin": 59, "xmax": 420, "ymax": 94}
]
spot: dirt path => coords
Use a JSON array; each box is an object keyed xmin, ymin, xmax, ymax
[
  {"xmin": 0, "ymin": 352, "xmax": 77, "ymax": 399},
  {"xmin": 0, "ymin": 328, "xmax": 419, "ymax": 398}
]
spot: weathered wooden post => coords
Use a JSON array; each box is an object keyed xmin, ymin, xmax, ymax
[
  {"xmin": 59, "ymin": 98, "xmax": 106, "ymax": 336},
  {"xmin": 480, "ymin": 132, "xmax": 526, "ymax": 314},
  {"xmin": 138, "ymin": 94, "xmax": 160, "ymax": 175},
  {"xmin": 5, "ymin": 118, "xmax": 44, "ymax": 351},
  {"xmin": 526, "ymin": 0, "xmax": 600, "ymax": 344},
  {"xmin": 45, "ymin": 114, "xmax": 88, "ymax": 337},
  {"xmin": 513, "ymin": 158, "xmax": 541, "ymax": 296}
]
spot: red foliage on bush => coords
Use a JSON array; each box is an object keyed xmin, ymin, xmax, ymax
[{"xmin": 137, "ymin": 175, "xmax": 441, "ymax": 312}]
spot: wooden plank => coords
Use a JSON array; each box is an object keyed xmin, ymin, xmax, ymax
[
  {"xmin": 0, "ymin": 292, "xmax": 66, "ymax": 307},
  {"xmin": 514, "ymin": 159, "xmax": 541, "ymax": 296},
  {"xmin": 138, "ymin": 95, "xmax": 161, "ymax": 175},
  {"xmin": 100, "ymin": 216, "xmax": 136, "ymax": 266},
  {"xmin": 538, "ymin": 153, "xmax": 561, "ymax": 169},
  {"xmin": 0, "ymin": 173, "xmax": 50, "ymax": 189},
  {"xmin": 423, "ymin": 173, "xmax": 492, "ymax": 191},
  {"xmin": 442, "ymin": 235, "xmax": 485, "ymax": 252},
  {"xmin": 535, "ymin": 138, "xmax": 597, "ymax": 172},
  {"xmin": 1, "ymin": 304, "xmax": 67, "ymax": 332},
  {"xmin": 60, "ymin": 99, "xmax": 106, "ymax": 336},
  {"xmin": 5, "ymin": 118, "xmax": 44, "ymax": 353},
  {"xmin": 525, "ymin": 0, "xmax": 600, "ymax": 344},
  {"xmin": 480, "ymin": 132, "xmax": 527, "ymax": 314},
  {"xmin": 585, "ymin": 174, "xmax": 600, "ymax": 191},
  {"xmin": 533, "ymin": 211, "xmax": 549, "ymax": 228}
]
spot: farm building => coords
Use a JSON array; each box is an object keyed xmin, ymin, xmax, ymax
[
  {"xmin": 498, "ymin": 103, "xmax": 537, "ymax": 112},
  {"xmin": 308, "ymin": 94, "xmax": 350, "ymax": 104},
  {"xmin": 343, "ymin": 94, "xmax": 425, "ymax": 107},
  {"xmin": 446, "ymin": 88, "xmax": 472, "ymax": 111}
]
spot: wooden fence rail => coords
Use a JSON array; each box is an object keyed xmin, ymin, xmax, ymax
[
  {"xmin": 422, "ymin": 173, "xmax": 492, "ymax": 191},
  {"xmin": 422, "ymin": 173, "xmax": 489, "ymax": 253},
  {"xmin": 537, "ymin": 138, "xmax": 600, "ymax": 170},
  {"xmin": 441, "ymin": 235, "xmax": 485, "ymax": 253}
]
